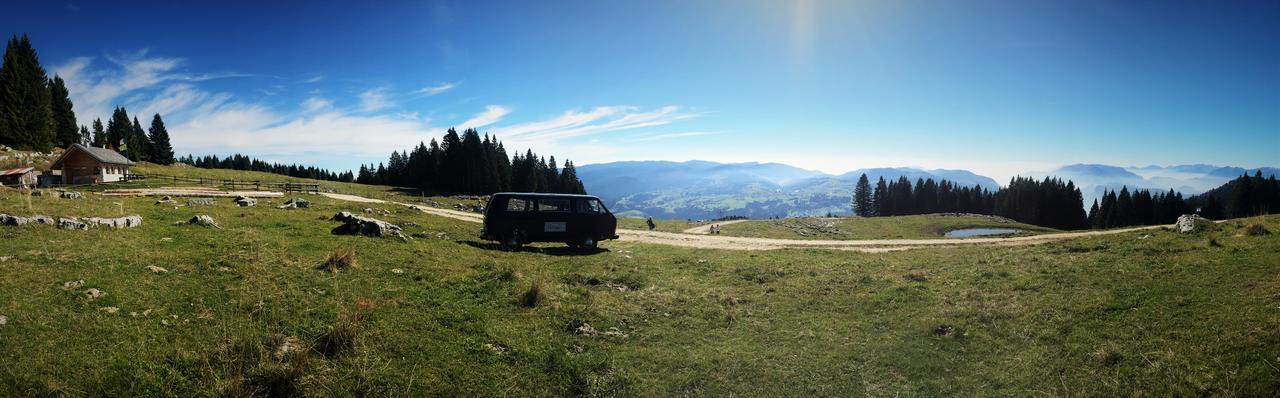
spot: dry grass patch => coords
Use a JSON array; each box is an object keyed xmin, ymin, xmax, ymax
[{"xmin": 318, "ymin": 247, "xmax": 358, "ymax": 273}]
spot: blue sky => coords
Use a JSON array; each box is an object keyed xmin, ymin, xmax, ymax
[{"xmin": 3, "ymin": 0, "xmax": 1277, "ymax": 181}]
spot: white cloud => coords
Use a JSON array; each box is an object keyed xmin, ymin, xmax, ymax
[
  {"xmin": 416, "ymin": 82, "xmax": 458, "ymax": 96},
  {"xmin": 459, "ymin": 105, "xmax": 510, "ymax": 129},
  {"xmin": 301, "ymin": 97, "xmax": 332, "ymax": 112},
  {"xmin": 358, "ymin": 88, "xmax": 393, "ymax": 112},
  {"xmin": 494, "ymin": 106, "xmax": 700, "ymax": 142},
  {"xmin": 52, "ymin": 48, "xmax": 704, "ymax": 171}
]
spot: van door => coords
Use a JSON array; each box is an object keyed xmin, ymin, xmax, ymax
[{"xmin": 534, "ymin": 197, "xmax": 572, "ymax": 242}]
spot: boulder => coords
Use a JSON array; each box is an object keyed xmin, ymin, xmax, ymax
[
  {"xmin": 58, "ymin": 217, "xmax": 89, "ymax": 230},
  {"xmin": 233, "ymin": 196, "xmax": 257, "ymax": 207},
  {"xmin": 58, "ymin": 191, "xmax": 83, "ymax": 199},
  {"xmin": 84, "ymin": 215, "xmax": 143, "ymax": 229},
  {"xmin": 1175, "ymin": 214, "xmax": 1213, "ymax": 234},
  {"xmin": 155, "ymin": 195, "xmax": 177, "ymax": 205},
  {"xmin": 145, "ymin": 265, "xmax": 169, "ymax": 274},
  {"xmin": 277, "ymin": 197, "xmax": 310, "ymax": 209},
  {"xmin": 84, "ymin": 288, "xmax": 105, "ymax": 300},
  {"xmin": 186, "ymin": 215, "xmax": 219, "ymax": 228},
  {"xmin": 331, "ymin": 211, "xmax": 407, "ymax": 240},
  {"xmin": 187, "ymin": 198, "xmax": 215, "ymax": 206}
]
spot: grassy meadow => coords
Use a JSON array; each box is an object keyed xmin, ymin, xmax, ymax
[
  {"xmin": 0, "ymin": 164, "xmax": 1277, "ymax": 396},
  {"xmin": 715, "ymin": 214, "xmax": 1057, "ymax": 240}
]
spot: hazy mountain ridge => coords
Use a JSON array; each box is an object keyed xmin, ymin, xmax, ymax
[
  {"xmin": 577, "ymin": 161, "xmax": 999, "ymax": 219},
  {"xmin": 578, "ymin": 160, "xmax": 1277, "ymax": 219}
]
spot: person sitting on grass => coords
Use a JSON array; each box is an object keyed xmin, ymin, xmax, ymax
[{"xmin": 647, "ymin": 216, "xmax": 656, "ymax": 231}]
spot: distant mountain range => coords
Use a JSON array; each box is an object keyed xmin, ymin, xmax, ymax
[
  {"xmin": 1030, "ymin": 164, "xmax": 1280, "ymax": 206},
  {"xmin": 576, "ymin": 160, "xmax": 1277, "ymax": 219}
]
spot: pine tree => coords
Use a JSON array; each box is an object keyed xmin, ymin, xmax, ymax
[
  {"xmin": 91, "ymin": 118, "xmax": 106, "ymax": 147},
  {"xmin": 853, "ymin": 173, "xmax": 873, "ymax": 216},
  {"xmin": 106, "ymin": 107, "xmax": 131, "ymax": 149},
  {"xmin": 78, "ymin": 125, "xmax": 90, "ymax": 145},
  {"xmin": 123, "ymin": 116, "xmax": 150, "ymax": 161},
  {"xmin": 0, "ymin": 34, "xmax": 54, "ymax": 151},
  {"xmin": 48, "ymin": 75, "xmax": 77, "ymax": 148},
  {"xmin": 147, "ymin": 114, "xmax": 175, "ymax": 164}
]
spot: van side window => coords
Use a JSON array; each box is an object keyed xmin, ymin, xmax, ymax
[
  {"xmin": 505, "ymin": 198, "xmax": 530, "ymax": 212},
  {"xmin": 537, "ymin": 198, "xmax": 570, "ymax": 212},
  {"xmin": 579, "ymin": 199, "xmax": 604, "ymax": 214}
]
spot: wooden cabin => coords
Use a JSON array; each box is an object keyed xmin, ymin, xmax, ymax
[{"xmin": 48, "ymin": 144, "xmax": 135, "ymax": 185}]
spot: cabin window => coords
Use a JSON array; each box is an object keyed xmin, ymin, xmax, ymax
[
  {"xmin": 536, "ymin": 198, "xmax": 570, "ymax": 212},
  {"xmin": 579, "ymin": 199, "xmax": 604, "ymax": 214},
  {"xmin": 505, "ymin": 198, "xmax": 530, "ymax": 212}
]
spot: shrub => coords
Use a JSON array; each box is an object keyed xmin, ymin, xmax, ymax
[
  {"xmin": 316, "ymin": 310, "xmax": 365, "ymax": 358},
  {"xmin": 318, "ymin": 247, "xmax": 357, "ymax": 272},
  {"xmin": 1244, "ymin": 223, "xmax": 1271, "ymax": 236},
  {"xmin": 520, "ymin": 279, "xmax": 545, "ymax": 308}
]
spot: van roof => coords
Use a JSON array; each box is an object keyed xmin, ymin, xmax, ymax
[{"xmin": 492, "ymin": 192, "xmax": 600, "ymax": 199}]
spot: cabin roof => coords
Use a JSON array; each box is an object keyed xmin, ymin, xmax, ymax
[
  {"xmin": 0, "ymin": 167, "xmax": 35, "ymax": 176},
  {"xmin": 50, "ymin": 144, "xmax": 135, "ymax": 168}
]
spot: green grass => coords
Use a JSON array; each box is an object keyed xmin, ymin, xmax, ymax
[
  {"xmin": 716, "ymin": 214, "xmax": 1058, "ymax": 240},
  {"xmin": 0, "ymin": 167, "xmax": 1277, "ymax": 396}
]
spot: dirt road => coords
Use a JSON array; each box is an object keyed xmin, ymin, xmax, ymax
[
  {"xmin": 321, "ymin": 192, "xmax": 1167, "ymax": 251},
  {"xmin": 681, "ymin": 219, "xmax": 749, "ymax": 234}
]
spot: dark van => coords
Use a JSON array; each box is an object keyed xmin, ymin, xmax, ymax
[{"xmin": 480, "ymin": 193, "xmax": 619, "ymax": 250}]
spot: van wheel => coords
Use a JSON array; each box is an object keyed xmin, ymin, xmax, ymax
[
  {"xmin": 581, "ymin": 239, "xmax": 598, "ymax": 250},
  {"xmin": 501, "ymin": 235, "xmax": 522, "ymax": 251}
]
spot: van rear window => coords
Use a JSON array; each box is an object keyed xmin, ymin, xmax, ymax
[
  {"xmin": 537, "ymin": 198, "xmax": 570, "ymax": 212},
  {"xmin": 505, "ymin": 198, "xmax": 530, "ymax": 212}
]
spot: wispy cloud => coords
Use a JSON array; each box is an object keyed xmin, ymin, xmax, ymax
[
  {"xmin": 358, "ymin": 88, "xmax": 393, "ymax": 112},
  {"xmin": 416, "ymin": 81, "xmax": 458, "ymax": 96},
  {"xmin": 301, "ymin": 97, "xmax": 332, "ymax": 112},
  {"xmin": 628, "ymin": 131, "xmax": 723, "ymax": 142},
  {"xmin": 52, "ymin": 48, "xmax": 703, "ymax": 171},
  {"xmin": 301, "ymin": 74, "xmax": 324, "ymax": 84},
  {"xmin": 459, "ymin": 105, "xmax": 510, "ymax": 129},
  {"xmin": 494, "ymin": 106, "xmax": 700, "ymax": 142}
]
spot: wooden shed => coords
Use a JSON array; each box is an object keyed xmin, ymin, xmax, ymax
[
  {"xmin": 48, "ymin": 144, "xmax": 135, "ymax": 185},
  {"xmin": 0, "ymin": 167, "xmax": 38, "ymax": 187}
]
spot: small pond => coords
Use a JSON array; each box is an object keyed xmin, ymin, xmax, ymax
[{"xmin": 944, "ymin": 228, "xmax": 1024, "ymax": 238}]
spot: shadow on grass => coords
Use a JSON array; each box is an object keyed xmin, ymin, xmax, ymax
[{"xmin": 459, "ymin": 240, "xmax": 610, "ymax": 256}]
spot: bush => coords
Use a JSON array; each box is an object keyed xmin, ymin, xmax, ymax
[
  {"xmin": 316, "ymin": 310, "xmax": 365, "ymax": 358},
  {"xmin": 318, "ymin": 247, "xmax": 357, "ymax": 272},
  {"xmin": 520, "ymin": 279, "xmax": 545, "ymax": 308},
  {"xmin": 1244, "ymin": 223, "xmax": 1271, "ymax": 236}
]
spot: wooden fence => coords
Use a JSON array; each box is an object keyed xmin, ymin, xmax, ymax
[{"xmin": 128, "ymin": 173, "xmax": 320, "ymax": 193}]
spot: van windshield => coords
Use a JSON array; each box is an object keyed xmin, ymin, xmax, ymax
[{"xmin": 537, "ymin": 198, "xmax": 570, "ymax": 212}]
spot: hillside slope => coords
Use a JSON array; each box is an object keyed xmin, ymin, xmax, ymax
[{"xmin": 0, "ymin": 164, "xmax": 1276, "ymax": 396}]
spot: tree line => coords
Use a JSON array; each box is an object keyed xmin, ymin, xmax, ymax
[
  {"xmin": 1087, "ymin": 188, "xmax": 1189, "ymax": 229},
  {"xmin": 0, "ymin": 34, "xmax": 175, "ymax": 163},
  {"xmin": 852, "ymin": 174, "xmax": 1089, "ymax": 230},
  {"xmin": 355, "ymin": 127, "xmax": 586, "ymax": 195},
  {"xmin": 1189, "ymin": 171, "xmax": 1279, "ymax": 220},
  {"xmin": 179, "ymin": 154, "xmax": 354, "ymax": 182}
]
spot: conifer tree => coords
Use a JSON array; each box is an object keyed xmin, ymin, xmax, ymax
[
  {"xmin": 853, "ymin": 173, "xmax": 873, "ymax": 216},
  {"xmin": 48, "ymin": 75, "xmax": 77, "ymax": 148},
  {"xmin": 91, "ymin": 118, "xmax": 106, "ymax": 147},
  {"xmin": 147, "ymin": 114, "xmax": 175, "ymax": 164},
  {"xmin": 0, "ymin": 34, "xmax": 54, "ymax": 151}
]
